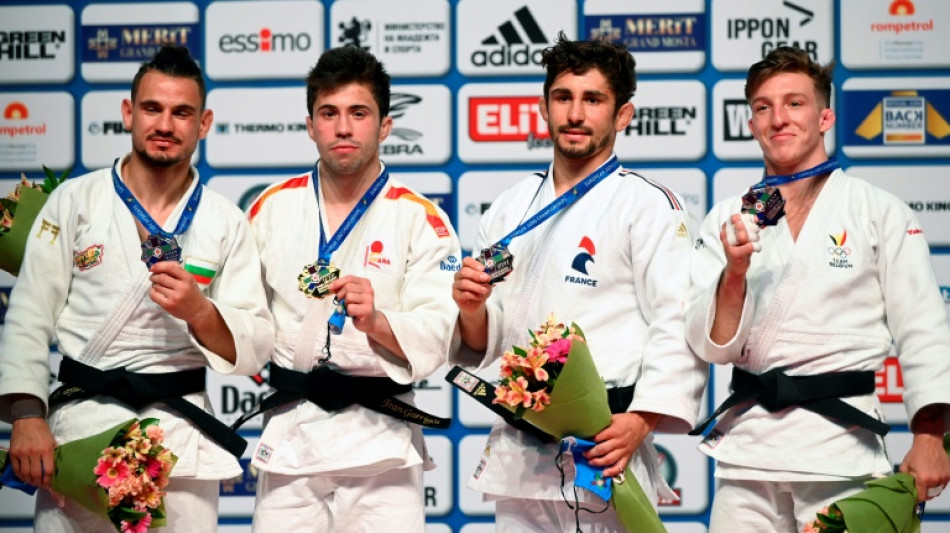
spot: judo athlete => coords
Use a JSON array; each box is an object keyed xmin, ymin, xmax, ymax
[
  {"xmin": 686, "ymin": 46, "xmax": 950, "ymax": 532},
  {"xmin": 450, "ymin": 34, "xmax": 707, "ymax": 532},
  {"xmin": 245, "ymin": 46, "xmax": 460, "ymax": 533},
  {"xmin": 0, "ymin": 45, "xmax": 274, "ymax": 531}
]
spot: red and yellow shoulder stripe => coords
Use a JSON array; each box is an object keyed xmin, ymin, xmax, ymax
[
  {"xmin": 385, "ymin": 186, "xmax": 451, "ymax": 238},
  {"xmin": 247, "ymin": 173, "xmax": 310, "ymax": 222}
]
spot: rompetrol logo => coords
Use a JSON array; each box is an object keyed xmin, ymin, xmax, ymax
[
  {"xmin": 889, "ymin": 0, "xmax": 915, "ymax": 15},
  {"xmin": 471, "ymin": 6, "xmax": 549, "ymax": 67},
  {"xmin": 219, "ymin": 28, "xmax": 312, "ymax": 54},
  {"xmin": 3, "ymin": 101, "xmax": 28, "ymax": 119}
]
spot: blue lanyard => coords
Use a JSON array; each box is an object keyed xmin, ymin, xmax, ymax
[
  {"xmin": 496, "ymin": 155, "xmax": 619, "ymax": 247},
  {"xmin": 313, "ymin": 161, "xmax": 389, "ymax": 264},
  {"xmin": 756, "ymin": 158, "xmax": 840, "ymax": 188},
  {"xmin": 111, "ymin": 158, "xmax": 202, "ymax": 237}
]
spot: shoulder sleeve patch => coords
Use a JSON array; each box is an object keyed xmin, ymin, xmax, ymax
[
  {"xmin": 385, "ymin": 186, "xmax": 451, "ymax": 238},
  {"xmin": 247, "ymin": 174, "xmax": 310, "ymax": 222}
]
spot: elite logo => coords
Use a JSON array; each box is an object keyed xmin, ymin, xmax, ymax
[{"xmin": 471, "ymin": 6, "xmax": 548, "ymax": 67}]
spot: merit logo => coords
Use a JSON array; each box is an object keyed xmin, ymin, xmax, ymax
[
  {"xmin": 471, "ymin": 6, "xmax": 548, "ymax": 68},
  {"xmin": 722, "ymin": 99, "xmax": 753, "ymax": 141}
]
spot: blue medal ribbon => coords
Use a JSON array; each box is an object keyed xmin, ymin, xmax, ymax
[
  {"xmin": 495, "ymin": 155, "xmax": 620, "ymax": 248},
  {"xmin": 756, "ymin": 158, "xmax": 840, "ymax": 188},
  {"xmin": 111, "ymin": 158, "xmax": 203, "ymax": 239},
  {"xmin": 313, "ymin": 161, "xmax": 389, "ymax": 264},
  {"xmin": 311, "ymin": 161, "xmax": 389, "ymax": 335}
]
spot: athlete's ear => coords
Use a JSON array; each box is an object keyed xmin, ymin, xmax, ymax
[
  {"xmin": 819, "ymin": 107, "xmax": 835, "ymax": 134},
  {"xmin": 539, "ymin": 96, "xmax": 549, "ymax": 122},
  {"xmin": 614, "ymin": 101, "xmax": 634, "ymax": 132},
  {"xmin": 378, "ymin": 115, "xmax": 393, "ymax": 144}
]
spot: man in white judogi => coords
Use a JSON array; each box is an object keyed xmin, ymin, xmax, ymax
[
  {"xmin": 451, "ymin": 34, "xmax": 706, "ymax": 532},
  {"xmin": 0, "ymin": 46, "xmax": 273, "ymax": 532},
  {"xmin": 247, "ymin": 47, "xmax": 460, "ymax": 533},
  {"xmin": 686, "ymin": 46, "xmax": 950, "ymax": 532}
]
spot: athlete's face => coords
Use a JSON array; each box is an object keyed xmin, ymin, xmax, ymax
[
  {"xmin": 307, "ymin": 82, "xmax": 392, "ymax": 178},
  {"xmin": 748, "ymin": 71, "xmax": 835, "ymax": 175},
  {"xmin": 540, "ymin": 68, "xmax": 633, "ymax": 161},
  {"xmin": 122, "ymin": 71, "xmax": 211, "ymax": 169}
]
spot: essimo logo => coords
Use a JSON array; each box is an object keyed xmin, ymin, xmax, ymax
[
  {"xmin": 471, "ymin": 6, "xmax": 549, "ymax": 67},
  {"xmin": 218, "ymin": 27, "xmax": 312, "ymax": 54}
]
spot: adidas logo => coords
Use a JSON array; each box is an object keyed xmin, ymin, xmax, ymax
[{"xmin": 471, "ymin": 5, "xmax": 549, "ymax": 67}]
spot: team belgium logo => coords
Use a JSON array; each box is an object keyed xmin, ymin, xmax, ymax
[
  {"xmin": 73, "ymin": 244, "xmax": 104, "ymax": 271},
  {"xmin": 828, "ymin": 231, "xmax": 853, "ymax": 269}
]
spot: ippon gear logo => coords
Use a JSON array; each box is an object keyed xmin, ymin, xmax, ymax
[
  {"xmin": 218, "ymin": 28, "xmax": 312, "ymax": 54},
  {"xmin": 471, "ymin": 6, "xmax": 549, "ymax": 67}
]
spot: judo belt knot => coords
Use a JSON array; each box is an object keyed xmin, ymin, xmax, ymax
[
  {"xmin": 52, "ymin": 356, "xmax": 205, "ymax": 410},
  {"xmin": 50, "ymin": 357, "xmax": 247, "ymax": 458},
  {"xmin": 690, "ymin": 366, "xmax": 889, "ymax": 437},
  {"xmin": 249, "ymin": 364, "xmax": 452, "ymax": 429}
]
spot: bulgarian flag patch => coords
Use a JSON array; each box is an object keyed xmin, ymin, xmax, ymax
[{"xmin": 184, "ymin": 257, "xmax": 218, "ymax": 285}]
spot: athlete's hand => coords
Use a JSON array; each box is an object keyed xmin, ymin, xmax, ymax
[
  {"xmin": 329, "ymin": 275, "xmax": 378, "ymax": 333},
  {"xmin": 10, "ymin": 417, "xmax": 56, "ymax": 488},
  {"xmin": 585, "ymin": 412, "xmax": 660, "ymax": 478},
  {"xmin": 900, "ymin": 433, "xmax": 950, "ymax": 502},
  {"xmin": 720, "ymin": 213, "xmax": 761, "ymax": 279},
  {"xmin": 452, "ymin": 257, "xmax": 492, "ymax": 316},
  {"xmin": 149, "ymin": 261, "xmax": 214, "ymax": 324}
]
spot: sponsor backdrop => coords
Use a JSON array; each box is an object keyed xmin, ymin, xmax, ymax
[{"xmin": 1, "ymin": 0, "xmax": 948, "ymax": 530}]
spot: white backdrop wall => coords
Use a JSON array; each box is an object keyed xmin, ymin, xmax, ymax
[{"xmin": 1, "ymin": 0, "xmax": 949, "ymax": 530}]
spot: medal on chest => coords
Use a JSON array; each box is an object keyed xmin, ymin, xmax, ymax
[
  {"xmin": 141, "ymin": 233, "xmax": 182, "ymax": 267},
  {"xmin": 741, "ymin": 185, "xmax": 786, "ymax": 227},
  {"xmin": 477, "ymin": 244, "xmax": 514, "ymax": 285},
  {"xmin": 298, "ymin": 261, "xmax": 340, "ymax": 299}
]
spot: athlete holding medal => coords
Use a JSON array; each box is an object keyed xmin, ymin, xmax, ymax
[
  {"xmin": 451, "ymin": 34, "xmax": 706, "ymax": 532},
  {"xmin": 686, "ymin": 46, "xmax": 950, "ymax": 533},
  {"xmin": 246, "ymin": 47, "xmax": 459, "ymax": 533},
  {"xmin": 0, "ymin": 46, "xmax": 274, "ymax": 531}
]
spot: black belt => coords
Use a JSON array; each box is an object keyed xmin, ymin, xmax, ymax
[
  {"xmin": 689, "ymin": 366, "xmax": 890, "ymax": 436},
  {"xmin": 50, "ymin": 357, "xmax": 247, "ymax": 457},
  {"xmin": 230, "ymin": 364, "xmax": 451, "ymax": 430},
  {"xmin": 446, "ymin": 365, "xmax": 636, "ymax": 443}
]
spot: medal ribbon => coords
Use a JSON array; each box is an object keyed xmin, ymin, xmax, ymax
[
  {"xmin": 312, "ymin": 161, "xmax": 389, "ymax": 264},
  {"xmin": 756, "ymin": 158, "xmax": 840, "ymax": 188},
  {"xmin": 111, "ymin": 158, "xmax": 203, "ymax": 238},
  {"xmin": 495, "ymin": 155, "xmax": 619, "ymax": 248}
]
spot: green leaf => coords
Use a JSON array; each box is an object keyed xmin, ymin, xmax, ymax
[{"xmin": 38, "ymin": 165, "xmax": 72, "ymax": 195}]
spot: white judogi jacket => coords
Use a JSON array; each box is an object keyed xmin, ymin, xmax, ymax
[
  {"xmin": 0, "ymin": 157, "xmax": 274, "ymax": 479},
  {"xmin": 451, "ymin": 159, "xmax": 707, "ymax": 501},
  {"xmin": 247, "ymin": 165, "xmax": 460, "ymax": 476},
  {"xmin": 687, "ymin": 169, "xmax": 950, "ymax": 480}
]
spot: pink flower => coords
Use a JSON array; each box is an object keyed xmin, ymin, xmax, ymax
[
  {"xmin": 530, "ymin": 390, "xmax": 551, "ymax": 412},
  {"xmin": 145, "ymin": 424, "xmax": 163, "ymax": 443},
  {"xmin": 544, "ymin": 338, "xmax": 572, "ymax": 363},
  {"xmin": 120, "ymin": 513, "xmax": 152, "ymax": 533},
  {"xmin": 145, "ymin": 456, "xmax": 163, "ymax": 478},
  {"xmin": 504, "ymin": 376, "xmax": 534, "ymax": 408},
  {"xmin": 802, "ymin": 521, "xmax": 822, "ymax": 533},
  {"xmin": 94, "ymin": 457, "xmax": 130, "ymax": 488},
  {"xmin": 523, "ymin": 347, "xmax": 550, "ymax": 382}
]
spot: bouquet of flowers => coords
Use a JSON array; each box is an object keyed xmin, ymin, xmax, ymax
[
  {"xmin": 0, "ymin": 165, "xmax": 71, "ymax": 275},
  {"xmin": 492, "ymin": 314, "xmax": 667, "ymax": 533},
  {"xmin": 803, "ymin": 434, "xmax": 950, "ymax": 533},
  {"xmin": 0, "ymin": 418, "xmax": 177, "ymax": 532}
]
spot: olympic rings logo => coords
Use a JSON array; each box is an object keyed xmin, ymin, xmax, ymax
[{"xmin": 828, "ymin": 246, "xmax": 851, "ymax": 257}]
